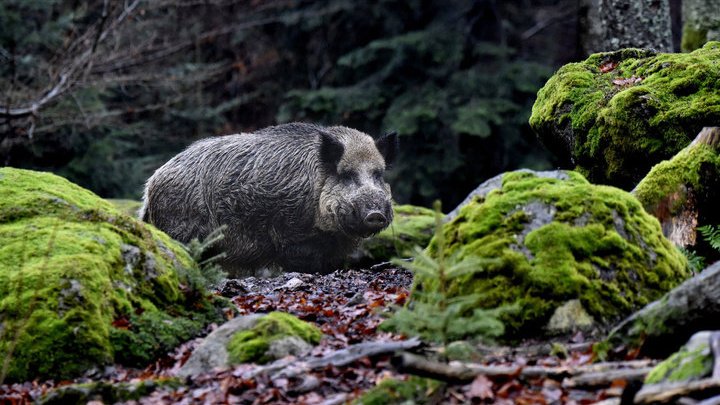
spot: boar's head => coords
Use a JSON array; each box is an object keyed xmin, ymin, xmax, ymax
[{"xmin": 316, "ymin": 127, "xmax": 398, "ymax": 238}]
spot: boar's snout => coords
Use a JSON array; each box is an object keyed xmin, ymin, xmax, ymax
[
  {"xmin": 354, "ymin": 196, "xmax": 392, "ymax": 236},
  {"xmin": 364, "ymin": 211, "xmax": 389, "ymax": 232}
]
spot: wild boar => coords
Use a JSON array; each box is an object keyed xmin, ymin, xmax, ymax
[{"xmin": 139, "ymin": 122, "xmax": 397, "ymax": 277}]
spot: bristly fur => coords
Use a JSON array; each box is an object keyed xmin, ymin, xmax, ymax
[{"xmin": 139, "ymin": 123, "xmax": 396, "ymax": 277}]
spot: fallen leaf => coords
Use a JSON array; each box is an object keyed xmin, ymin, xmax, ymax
[
  {"xmin": 467, "ymin": 374, "xmax": 494, "ymax": 401},
  {"xmin": 612, "ymin": 76, "xmax": 643, "ymax": 87},
  {"xmin": 111, "ymin": 316, "xmax": 131, "ymax": 329},
  {"xmin": 599, "ymin": 61, "xmax": 618, "ymax": 73}
]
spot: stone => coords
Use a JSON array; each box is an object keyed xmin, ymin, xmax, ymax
[
  {"xmin": 644, "ymin": 331, "xmax": 715, "ymax": 384},
  {"xmin": 0, "ymin": 168, "xmax": 228, "ymax": 382},
  {"xmin": 546, "ymin": 299, "xmax": 595, "ymax": 335},
  {"xmin": 530, "ymin": 42, "xmax": 720, "ymax": 190},
  {"xmin": 179, "ymin": 312, "xmax": 322, "ymax": 376},
  {"xmin": 416, "ymin": 170, "xmax": 689, "ymax": 340},
  {"xmin": 445, "ymin": 169, "xmax": 571, "ymax": 222},
  {"xmin": 177, "ymin": 315, "xmax": 262, "ymax": 377},
  {"xmin": 265, "ymin": 336, "xmax": 313, "ymax": 359}
]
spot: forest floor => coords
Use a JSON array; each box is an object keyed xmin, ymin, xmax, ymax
[{"xmin": 1, "ymin": 267, "xmax": 651, "ymax": 404}]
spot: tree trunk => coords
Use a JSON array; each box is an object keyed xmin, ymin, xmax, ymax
[{"xmin": 580, "ymin": 0, "xmax": 673, "ymax": 55}]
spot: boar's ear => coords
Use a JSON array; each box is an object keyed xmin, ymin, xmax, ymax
[
  {"xmin": 319, "ymin": 130, "xmax": 344, "ymax": 173},
  {"xmin": 375, "ymin": 131, "xmax": 398, "ymax": 167}
]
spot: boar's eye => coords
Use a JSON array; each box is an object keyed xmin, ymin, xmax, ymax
[
  {"xmin": 339, "ymin": 170, "xmax": 354, "ymax": 183},
  {"xmin": 372, "ymin": 170, "xmax": 384, "ymax": 182}
]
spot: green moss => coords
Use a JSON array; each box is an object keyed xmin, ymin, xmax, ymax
[
  {"xmin": 634, "ymin": 143, "xmax": 720, "ymax": 215},
  {"xmin": 109, "ymin": 299, "xmax": 227, "ymax": 365},
  {"xmin": 633, "ymin": 133, "xmax": 720, "ymax": 261},
  {"xmin": 530, "ymin": 42, "xmax": 720, "ymax": 189},
  {"xmin": 645, "ymin": 344, "xmax": 712, "ymax": 384},
  {"xmin": 417, "ymin": 170, "xmax": 689, "ymax": 339},
  {"xmin": 592, "ymin": 340, "xmax": 612, "ymax": 361},
  {"xmin": 354, "ymin": 377, "xmax": 444, "ymax": 405},
  {"xmin": 39, "ymin": 378, "xmax": 182, "ymax": 405},
  {"xmin": 358, "ymin": 204, "xmax": 435, "ymax": 263},
  {"xmin": 0, "ymin": 168, "xmax": 228, "ymax": 382},
  {"xmin": 106, "ymin": 199, "xmax": 143, "ymax": 218},
  {"xmin": 226, "ymin": 312, "xmax": 322, "ymax": 365}
]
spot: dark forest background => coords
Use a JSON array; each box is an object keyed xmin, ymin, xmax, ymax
[{"xmin": 0, "ymin": 0, "xmax": 683, "ymax": 207}]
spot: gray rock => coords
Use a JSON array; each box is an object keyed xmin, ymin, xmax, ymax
[
  {"xmin": 644, "ymin": 331, "xmax": 716, "ymax": 384},
  {"xmin": 178, "ymin": 315, "xmax": 262, "ymax": 377},
  {"xmin": 276, "ymin": 277, "xmax": 306, "ymax": 291},
  {"xmin": 446, "ymin": 169, "xmax": 571, "ymax": 222},
  {"xmin": 266, "ymin": 336, "xmax": 313, "ymax": 360},
  {"xmin": 608, "ymin": 261, "xmax": 720, "ymax": 358},
  {"xmin": 546, "ymin": 299, "xmax": 595, "ymax": 335}
]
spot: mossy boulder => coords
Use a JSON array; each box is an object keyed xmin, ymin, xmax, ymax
[
  {"xmin": 0, "ymin": 167, "xmax": 228, "ymax": 382},
  {"xmin": 227, "ymin": 312, "xmax": 322, "ymax": 365},
  {"xmin": 178, "ymin": 312, "xmax": 321, "ymax": 376},
  {"xmin": 421, "ymin": 170, "xmax": 689, "ymax": 339},
  {"xmin": 633, "ymin": 127, "xmax": 720, "ymax": 262},
  {"xmin": 606, "ymin": 261, "xmax": 720, "ymax": 358},
  {"xmin": 530, "ymin": 42, "xmax": 720, "ymax": 189},
  {"xmin": 645, "ymin": 331, "xmax": 714, "ymax": 384},
  {"xmin": 352, "ymin": 205, "xmax": 435, "ymax": 265},
  {"xmin": 39, "ymin": 379, "xmax": 181, "ymax": 405}
]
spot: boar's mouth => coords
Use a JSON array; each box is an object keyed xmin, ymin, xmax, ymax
[
  {"xmin": 359, "ymin": 228, "xmax": 381, "ymax": 238},
  {"xmin": 333, "ymin": 203, "xmax": 391, "ymax": 238},
  {"xmin": 349, "ymin": 210, "xmax": 391, "ymax": 238}
]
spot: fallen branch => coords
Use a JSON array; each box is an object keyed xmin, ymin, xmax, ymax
[
  {"xmin": 390, "ymin": 352, "xmax": 655, "ymax": 385},
  {"xmin": 243, "ymin": 338, "xmax": 423, "ymax": 380},
  {"xmin": 698, "ymin": 394, "xmax": 720, "ymax": 405},
  {"xmin": 392, "ymin": 352, "xmax": 477, "ymax": 383},
  {"xmin": 474, "ymin": 341, "xmax": 593, "ymax": 359},
  {"xmin": 634, "ymin": 379, "xmax": 720, "ymax": 404},
  {"xmin": 561, "ymin": 368, "xmax": 653, "ymax": 388}
]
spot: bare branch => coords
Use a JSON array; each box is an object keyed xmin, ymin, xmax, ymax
[
  {"xmin": 1, "ymin": 74, "xmax": 68, "ymax": 118},
  {"xmin": 0, "ymin": 0, "xmax": 141, "ymax": 120},
  {"xmin": 391, "ymin": 352, "xmax": 655, "ymax": 387}
]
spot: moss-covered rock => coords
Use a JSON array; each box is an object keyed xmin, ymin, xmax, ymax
[
  {"xmin": 353, "ymin": 205, "xmax": 435, "ymax": 265},
  {"xmin": 545, "ymin": 299, "xmax": 595, "ymax": 335},
  {"xmin": 419, "ymin": 170, "xmax": 689, "ymax": 339},
  {"xmin": 227, "ymin": 312, "xmax": 322, "ymax": 365},
  {"xmin": 644, "ymin": 331, "xmax": 714, "ymax": 384},
  {"xmin": 0, "ymin": 168, "xmax": 228, "ymax": 382},
  {"xmin": 530, "ymin": 42, "xmax": 720, "ymax": 189},
  {"xmin": 39, "ymin": 379, "xmax": 181, "ymax": 405},
  {"xmin": 605, "ymin": 261, "xmax": 720, "ymax": 359},
  {"xmin": 353, "ymin": 376, "xmax": 444, "ymax": 405},
  {"xmin": 633, "ymin": 127, "xmax": 720, "ymax": 262}
]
